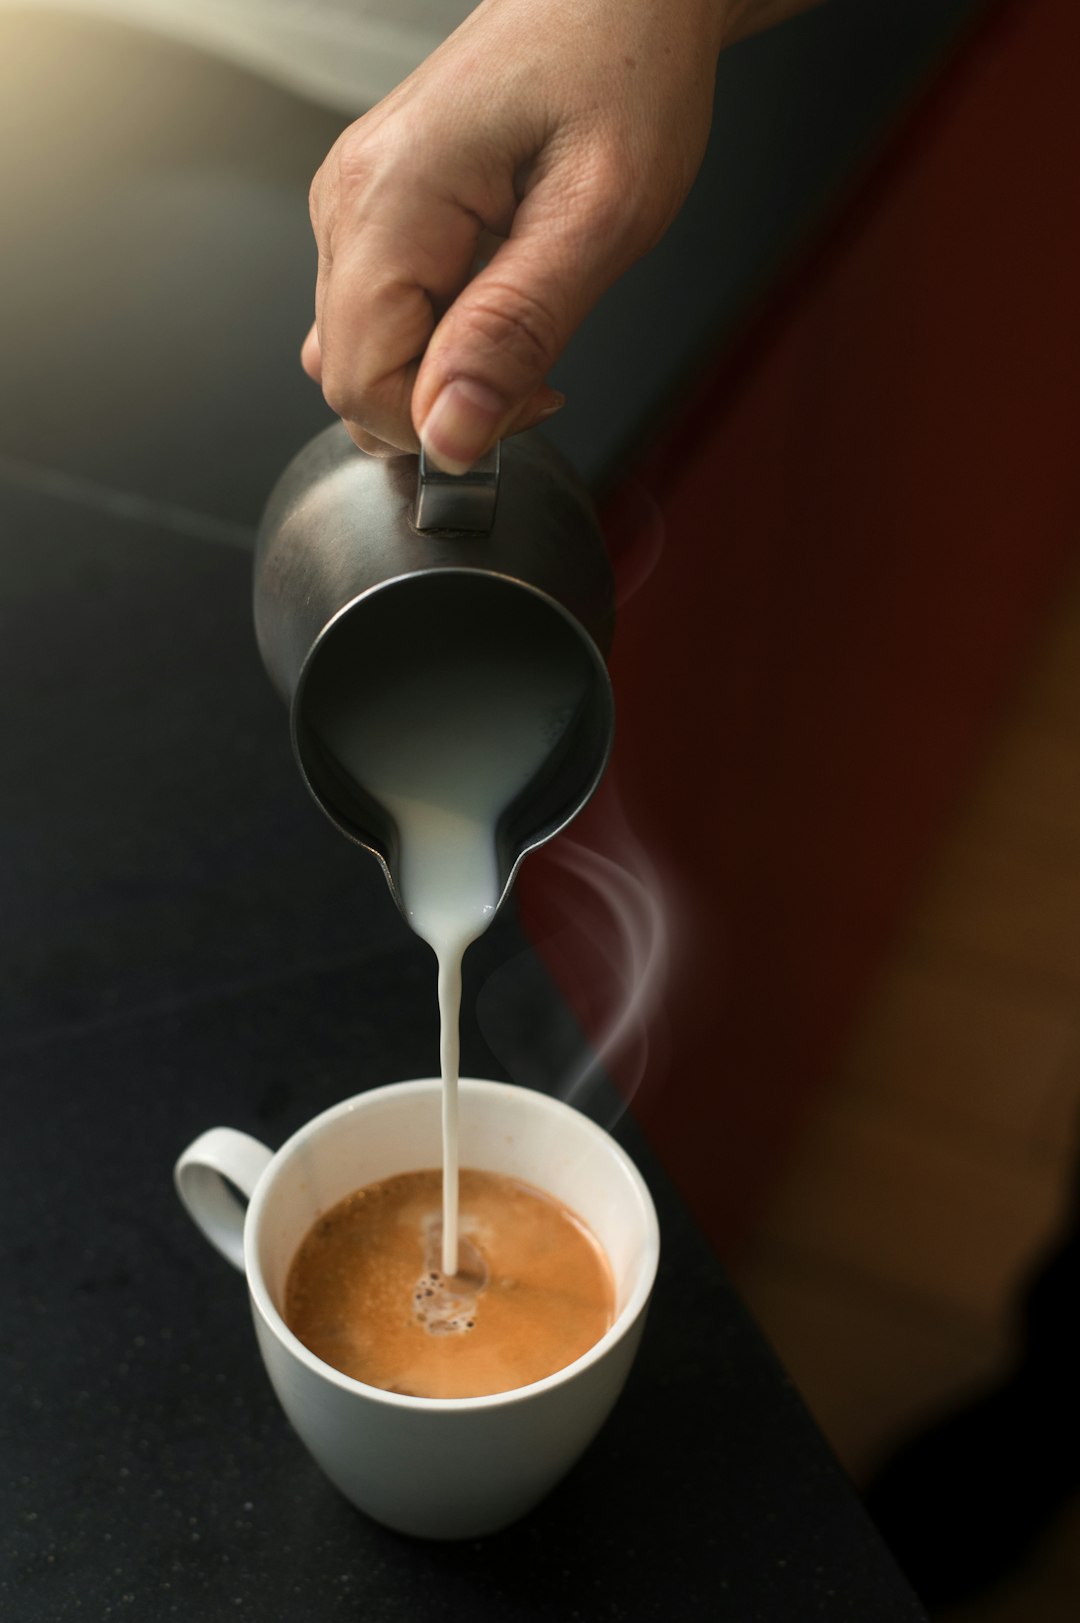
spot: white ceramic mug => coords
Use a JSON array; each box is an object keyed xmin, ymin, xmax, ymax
[{"xmin": 174, "ymin": 1077, "xmax": 660, "ymax": 1539}]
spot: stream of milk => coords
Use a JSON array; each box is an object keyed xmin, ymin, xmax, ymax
[{"xmin": 312, "ymin": 612, "xmax": 590, "ymax": 1275}]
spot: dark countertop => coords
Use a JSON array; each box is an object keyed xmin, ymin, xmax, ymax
[
  {"xmin": 0, "ymin": 10, "xmax": 946, "ymax": 1617},
  {"xmin": 0, "ymin": 489, "xmax": 928, "ymax": 1620}
]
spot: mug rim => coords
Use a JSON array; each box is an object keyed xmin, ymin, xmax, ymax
[{"xmin": 245, "ymin": 1076, "xmax": 659, "ymax": 1413}]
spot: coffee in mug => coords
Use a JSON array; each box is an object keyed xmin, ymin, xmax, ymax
[{"xmin": 283, "ymin": 1167, "xmax": 615, "ymax": 1399}]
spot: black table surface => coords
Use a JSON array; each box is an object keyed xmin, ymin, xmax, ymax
[
  {"xmin": 0, "ymin": 499, "xmax": 930, "ymax": 1623},
  {"xmin": 0, "ymin": 11, "xmax": 949, "ymax": 1618}
]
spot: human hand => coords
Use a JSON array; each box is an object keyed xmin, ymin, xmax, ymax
[{"xmin": 302, "ymin": 0, "xmax": 729, "ymax": 471}]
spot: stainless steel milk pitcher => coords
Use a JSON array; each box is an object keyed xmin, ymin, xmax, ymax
[{"xmin": 253, "ymin": 421, "xmax": 615, "ymax": 919}]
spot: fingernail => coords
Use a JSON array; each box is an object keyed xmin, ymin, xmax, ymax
[
  {"xmin": 536, "ymin": 391, "xmax": 566, "ymax": 421},
  {"xmin": 421, "ymin": 378, "xmax": 506, "ymax": 474}
]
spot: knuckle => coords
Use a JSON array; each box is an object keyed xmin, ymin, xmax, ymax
[
  {"xmin": 461, "ymin": 282, "xmax": 561, "ymax": 377},
  {"xmin": 574, "ymin": 139, "xmax": 690, "ymax": 260},
  {"xmin": 320, "ymin": 365, "xmax": 359, "ymax": 421},
  {"xmin": 336, "ymin": 128, "xmax": 378, "ymax": 193},
  {"xmin": 345, "ymin": 424, "xmax": 395, "ymax": 457},
  {"xmin": 322, "ymin": 360, "xmax": 411, "ymax": 451},
  {"xmin": 593, "ymin": 187, "xmax": 655, "ymax": 259}
]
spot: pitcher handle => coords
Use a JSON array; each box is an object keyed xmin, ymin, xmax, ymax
[{"xmin": 414, "ymin": 441, "xmax": 500, "ymax": 533}]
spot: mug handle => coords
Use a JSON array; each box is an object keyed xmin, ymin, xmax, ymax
[{"xmin": 174, "ymin": 1128, "xmax": 273, "ymax": 1274}]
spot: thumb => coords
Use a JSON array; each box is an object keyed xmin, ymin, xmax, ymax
[{"xmin": 412, "ymin": 185, "xmax": 621, "ymax": 472}]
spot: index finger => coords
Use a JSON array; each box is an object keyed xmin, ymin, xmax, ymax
[{"xmin": 315, "ymin": 190, "xmax": 483, "ymax": 452}]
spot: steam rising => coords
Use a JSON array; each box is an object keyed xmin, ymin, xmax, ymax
[
  {"xmin": 609, "ymin": 478, "xmax": 666, "ymax": 610},
  {"xmin": 478, "ymin": 476, "xmax": 670, "ymax": 1126},
  {"xmin": 476, "ymin": 784, "xmax": 670, "ymax": 1128}
]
